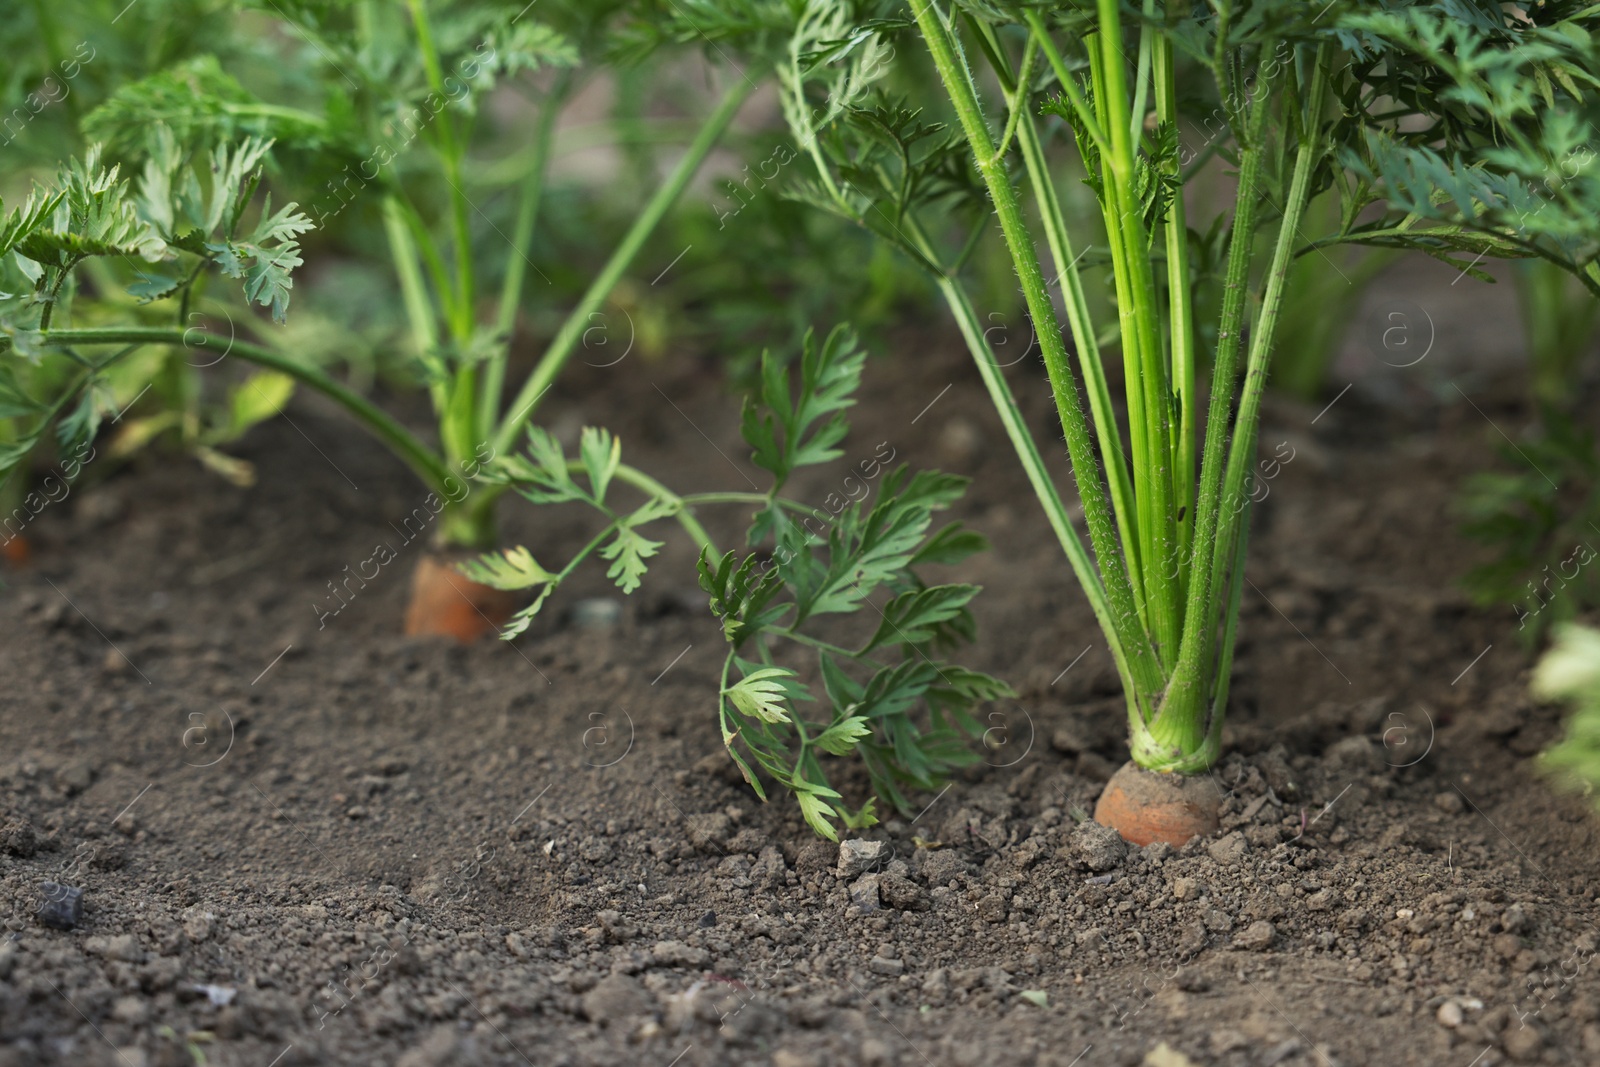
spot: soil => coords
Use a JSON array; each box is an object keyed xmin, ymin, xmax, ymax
[{"xmin": 5, "ymin": 261, "xmax": 1600, "ymax": 1067}]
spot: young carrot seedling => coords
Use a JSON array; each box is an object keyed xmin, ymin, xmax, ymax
[
  {"xmin": 470, "ymin": 324, "xmax": 1009, "ymax": 839},
  {"xmin": 679, "ymin": 1, "xmax": 1600, "ymax": 842}
]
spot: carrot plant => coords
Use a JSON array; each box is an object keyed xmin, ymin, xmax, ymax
[
  {"xmin": 4, "ymin": 2, "xmax": 761, "ymax": 636},
  {"xmin": 0, "ymin": 139, "xmax": 312, "ymax": 483},
  {"xmin": 469, "ymin": 324, "xmax": 1007, "ymax": 838},
  {"xmin": 671, "ymin": 2, "xmax": 1600, "ymax": 834}
]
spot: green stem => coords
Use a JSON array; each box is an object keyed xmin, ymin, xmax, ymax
[
  {"xmin": 1210, "ymin": 51, "xmax": 1331, "ymax": 606},
  {"xmin": 985, "ymin": 36, "xmax": 1036, "ymax": 168},
  {"xmin": 405, "ymin": 0, "xmax": 473, "ymax": 343},
  {"xmin": 1162, "ymin": 80, "xmax": 1277, "ymax": 732},
  {"xmin": 903, "ymin": 213, "xmax": 1140, "ymax": 705},
  {"xmin": 382, "ymin": 196, "xmax": 446, "ymax": 415},
  {"xmin": 615, "ymin": 464, "xmax": 719, "ymax": 557},
  {"xmin": 491, "ymin": 72, "xmax": 760, "ymax": 458},
  {"xmin": 1024, "ymin": 10, "xmax": 1109, "ymax": 158},
  {"xmin": 480, "ymin": 77, "xmax": 570, "ymax": 442},
  {"xmin": 1156, "ymin": 47, "xmax": 1330, "ymax": 770},
  {"xmin": 913, "ymin": 2, "xmax": 1161, "ymax": 708},
  {"xmin": 1155, "ymin": 33, "xmax": 1197, "ymax": 595},
  {"xmin": 973, "ymin": 19, "xmax": 1140, "ymax": 638},
  {"xmin": 778, "ymin": 627, "xmax": 883, "ymax": 667},
  {"xmin": 1094, "ymin": 0, "xmax": 1178, "ymax": 663},
  {"xmin": 1130, "ymin": 0, "xmax": 1154, "ymax": 147},
  {"xmin": 38, "ymin": 327, "xmax": 452, "ymax": 494}
]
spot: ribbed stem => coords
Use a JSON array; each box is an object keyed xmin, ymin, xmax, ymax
[
  {"xmin": 492, "ymin": 73, "xmax": 758, "ymax": 456},
  {"xmin": 913, "ymin": 1, "xmax": 1162, "ymax": 707},
  {"xmin": 38, "ymin": 327, "xmax": 453, "ymax": 494}
]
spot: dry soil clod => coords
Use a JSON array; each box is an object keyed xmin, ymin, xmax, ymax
[{"xmin": 1093, "ymin": 761, "xmax": 1223, "ymax": 847}]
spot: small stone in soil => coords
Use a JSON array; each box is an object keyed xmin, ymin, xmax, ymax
[
  {"xmin": 868, "ymin": 955, "xmax": 904, "ymax": 976},
  {"xmin": 1434, "ymin": 791, "xmax": 1465, "ymax": 815},
  {"xmin": 1502, "ymin": 1022, "xmax": 1543, "ymax": 1061},
  {"xmin": 838, "ymin": 839, "xmax": 886, "ymax": 878},
  {"xmin": 698, "ymin": 910, "xmax": 717, "ymax": 928},
  {"xmin": 1261, "ymin": 1038, "xmax": 1303, "ymax": 1066},
  {"xmin": 36, "ymin": 882, "xmax": 84, "ymax": 930},
  {"xmin": 580, "ymin": 973, "xmax": 651, "ymax": 1025},
  {"xmin": 569, "ymin": 598, "xmax": 623, "ymax": 630},
  {"xmin": 849, "ymin": 873, "xmax": 882, "ymax": 912},
  {"xmin": 87, "ymin": 933, "xmax": 141, "ymax": 962},
  {"xmin": 1437, "ymin": 1000, "xmax": 1464, "ymax": 1028},
  {"xmin": 651, "ymin": 940, "xmax": 710, "ymax": 968},
  {"xmin": 1209, "ymin": 1028, "xmax": 1249, "ymax": 1054},
  {"xmin": 1073, "ymin": 821, "xmax": 1128, "ymax": 871},
  {"xmin": 1233, "ymin": 920, "xmax": 1276, "ymax": 952},
  {"xmin": 54, "ymin": 760, "xmax": 94, "ymax": 795},
  {"xmin": 1143, "ymin": 1042, "xmax": 1200, "ymax": 1067},
  {"xmin": 1171, "ymin": 877, "xmax": 1199, "ymax": 901},
  {"xmin": 1207, "ymin": 831, "xmax": 1248, "ymax": 866}
]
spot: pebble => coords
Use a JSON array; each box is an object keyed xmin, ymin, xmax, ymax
[
  {"xmin": 849, "ymin": 873, "xmax": 882, "ymax": 913},
  {"xmin": 0, "ymin": 942, "xmax": 15, "ymax": 980},
  {"xmin": 868, "ymin": 955, "xmax": 905, "ymax": 976},
  {"xmin": 838, "ymin": 839, "xmax": 886, "ymax": 878},
  {"xmin": 1074, "ymin": 822, "xmax": 1128, "ymax": 871},
  {"xmin": 111, "ymin": 996, "xmax": 148, "ymax": 1025},
  {"xmin": 53, "ymin": 761, "xmax": 93, "ymax": 796},
  {"xmin": 651, "ymin": 940, "xmax": 709, "ymax": 968},
  {"xmin": 860, "ymin": 1038, "xmax": 893, "ymax": 1066},
  {"xmin": 112, "ymin": 812, "xmax": 137, "ymax": 837},
  {"xmin": 1434, "ymin": 791, "xmax": 1465, "ymax": 814},
  {"xmin": 1049, "ymin": 723, "xmax": 1091, "ymax": 754},
  {"xmin": 1171, "ymin": 877, "xmax": 1199, "ymax": 901},
  {"xmin": 1209, "ymin": 1028, "xmax": 1249, "ymax": 1054},
  {"xmin": 1261, "ymin": 1038, "xmax": 1304, "ymax": 1066},
  {"xmin": 581, "ymin": 973, "xmax": 651, "ymax": 1025},
  {"xmin": 1325, "ymin": 735, "xmax": 1381, "ymax": 771},
  {"xmin": 1233, "ymin": 921, "xmax": 1277, "ymax": 952},
  {"xmin": 976, "ymin": 893, "xmax": 1008, "ymax": 923},
  {"xmin": 569, "ymin": 598, "xmax": 623, "ymax": 630},
  {"xmin": 36, "ymin": 882, "xmax": 83, "ymax": 930},
  {"xmin": 1437, "ymin": 1000, "xmax": 1464, "ymax": 1028},
  {"xmin": 1143, "ymin": 1042, "xmax": 1199, "ymax": 1067},
  {"xmin": 182, "ymin": 906, "xmax": 214, "ymax": 943},
  {"xmin": 88, "ymin": 934, "xmax": 142, "ymax": 962},
  {"xmin": 1502, "ymin": 1023, "xmax": 1543, "ymax": 1061},
  {"xmin": 1207, "ymin": 832, "xmax": 1248, "ymax": 867}
]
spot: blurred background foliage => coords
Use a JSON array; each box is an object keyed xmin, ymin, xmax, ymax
[{"xmin": 4, "ymin": 0, "xmax": 1600, "ymax": 657}]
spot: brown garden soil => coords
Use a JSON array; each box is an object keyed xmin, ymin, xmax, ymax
[{"xmin": 4, "ymin": 266, "xmax": 1600, "ymax": 1067}]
